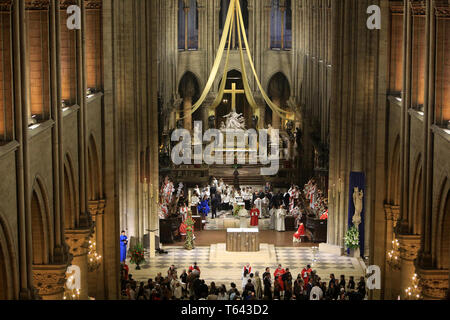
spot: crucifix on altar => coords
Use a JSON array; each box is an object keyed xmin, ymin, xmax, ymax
[{"xmin": 224, "ymin": 82, "xmax": 245, "ymax": 112}]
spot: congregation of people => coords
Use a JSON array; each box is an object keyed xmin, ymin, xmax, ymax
[{"xmin": 120, "ymin": 262, "xmax": 367, "ymax": 301}]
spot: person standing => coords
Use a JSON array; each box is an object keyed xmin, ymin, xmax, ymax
[
  {"xmin": 179, "ymin": 202, "xmax": 188, "ymax": 221},
  {"xmin": 250, "ymin": 204, "xmax": 260, "ymax": 227},
  {"xmin": 254, "ymin": 195, "xmax": 262, "ymax": 216},
  {"xmin": 254, "ymin": 271, "xmax": 262, "ymax": 299},
  {"xmin": 263, "ymin": 272, "xmax": 272, "ymax": 300},
  {"xmin": 211, "ymin": 193, "xmax": 220, "ymax": 219},
  {"xmin": 190, "ymin": 192, "xmax": 200, "ymax": 215},
  {"xmin": 310, "ymin": 281, "xmax": 324, "ymax": 300},
  {"xmin": 274, "ymin": 264, "xmax": 286, "ymax": 298},
  {"xmin": 275, "ymin": 205, "xmax": 287, "ymax": 232},
  {"xmin": 283, "ymin": 268, "xmax": 293, "ymax": 300},
  {"xmin": 120, "ymin": 230, "xmax": 128, "ymax": 263}
]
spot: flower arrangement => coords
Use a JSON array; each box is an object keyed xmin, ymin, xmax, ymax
[
  {"xmin": 129, "ymin": 243, "xmax": 145, "ymax": 269},
  {"xmin": 233, "ymin": 205, "xmax": 242, "ymax": 217},
  {"xmin": 344, "ymin": 225, "xmax": 360, "ymax": 250}
]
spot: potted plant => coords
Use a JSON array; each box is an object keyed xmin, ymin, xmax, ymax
[
  {"xmin": 129, "ymin": 243, "xmax": 146, "ymax": 270},
  {"xmin": 344, "ymin": 225, "xmax": 360, "ymax": 258}
]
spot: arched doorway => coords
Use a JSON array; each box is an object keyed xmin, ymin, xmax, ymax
[
  {"xmin": 267, "ymin": 72, "xmax": 290, "ymax": 129},
  {"xmin": 216, "ymin": 70, "xmax": 252, "ymax": 128}
]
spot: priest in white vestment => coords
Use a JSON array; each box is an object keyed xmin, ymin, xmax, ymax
[
  {"xmin": 275, "ymin": 206, "xmax": 287, "ymax": 232},
  {"xmin": 254, "ymin": 197, "xmax": 262, "ymax": 216},
  {"xmin": 261, "ymin": 196, "xmax": 270, "ymax": 218},
  {"xmin": 269, "ymin": 207, "xmax": 276, "ymax": 229}
]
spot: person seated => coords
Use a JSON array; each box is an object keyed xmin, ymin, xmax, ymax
[{"xmin": 293, "ymin": 223, "xmax": 306, "ymax": 243}]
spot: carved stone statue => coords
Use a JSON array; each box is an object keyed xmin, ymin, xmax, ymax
[
  {"xmin": 223, "ymin": 111, "xmax": 246, "ymax": 130},
  {"xmin": 352, "ymin": 186, "xmax": 364, "ymax": 228}
]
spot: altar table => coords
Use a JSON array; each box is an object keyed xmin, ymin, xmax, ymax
[{"xmin": 226, "ymin": 228, "xmax": 260, "ymax": 252}]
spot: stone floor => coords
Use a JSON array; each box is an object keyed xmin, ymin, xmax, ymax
[{"xmin": 128, "ymin": 244, "xmax": 366, "ymax": 288}]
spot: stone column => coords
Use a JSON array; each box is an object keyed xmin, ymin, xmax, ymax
[
  {"xmin": 65, "ymin": 229, "xmax": 92, "ymax": 300},
  {"xmin": 397, "ymin": 234, "xmax": 421, "ymax": 298},
  {"xmin": 272, "ymin": 97, "xmax": 281, "ymax": 129},
  {"xmin": 384, "ymin": 203, "xmax": 403, "ymax": 299},
  {"xmin": 183, "ymin": 96, "xmax": 193, "ymax": 130},
  {"xmin": 417, "ymin": 268, "xmax": 449, "ymax": 300},
  {"xmin": 87, "ymin": 199, "xmax": 105, "ymax": 298},
  {"xmin": 32, "ymin": 264, "xmax": 68, "ymax": 300}
]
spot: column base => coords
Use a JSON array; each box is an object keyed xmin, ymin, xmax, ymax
[{"xmin": 319, "ymin": 243, "xmax": 344, "ymax": 256}]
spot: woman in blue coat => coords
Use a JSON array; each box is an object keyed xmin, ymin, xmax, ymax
[
  {"xmin": 198, "ymin": 195, "xmax": 210, "ymax": 217},
  {"xmin": 120, "ymin": 230, "xmax": 128, "ymax": 263}
]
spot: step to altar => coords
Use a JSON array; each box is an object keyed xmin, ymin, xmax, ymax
[{"xmin": 209, "ymin": 243, "xmax": 277, "ymax": 264}]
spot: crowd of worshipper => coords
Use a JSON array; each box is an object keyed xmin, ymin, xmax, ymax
[{"xmin": 119, "ymin": 262, "xmax": 367, "ymax": 301}]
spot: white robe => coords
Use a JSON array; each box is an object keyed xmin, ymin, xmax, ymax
[
  {"xmin": 275, "ymin": 209, "xmax": 286, "ymax": 231},
  {"xmin": 261, "ymin": 197, "xmax": 270, "ymax": 217},
  {"xmin": 269, "ymin": 208, "xmax": 276, "ymax": 229},
  {"xmin": 254, "ymin": 198, "xmax": 262, "ymax": 215}
]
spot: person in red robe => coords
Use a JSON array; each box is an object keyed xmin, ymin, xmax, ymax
[
  {"xmin": 250, "ymin": 204, "xmax": 260, "ymax": 227},
  {"xmin": 301, "ymin": 264, "xmax": 312, "ymax": 289},
  {"xmin": 293, "ymin": 223, "xmax": 305, "ymax": 243},
  {"xmin": 274, "ymin": 264, "xmax": 286, "ymax": 293},
  {"xmin": 320, "ymin": 210, "xmax": 328, "ymax": 220}
]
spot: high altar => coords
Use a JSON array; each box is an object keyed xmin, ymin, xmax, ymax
[{"xmin": 226, "ymin": 228, "xmax": 260, "ymax": 252}]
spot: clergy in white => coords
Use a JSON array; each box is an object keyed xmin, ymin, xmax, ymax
[
  {"xmin": 269, "ymin": 207, "xmax": 276, "ymax": 230},
  {"xmin": 275, "ymin": 206, "xmax": 287, "ymax": 232},
  {"xmin": 254, "ymin": 196, "xmax": 262, "ymax": 215}
]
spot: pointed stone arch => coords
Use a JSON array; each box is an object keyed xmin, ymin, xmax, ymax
[
  {"xmin": 63, "ymin": 152, "xmax": 79, "ymax": 230},
  {"xmin": 178, "ymin": 71, "xmax": 201, "ymax": 129},
  {"xmin": 410, "ymin": 154, "xmax": 423, "ymax": 235},
  {"xmin": 388, "ymin": 135, "xmax": 401, "ymax": 205},
  {"xmin": 267, "ymin": 72, "xmax": 291, "ymax": 129},
  {"xmin": 435, "ymin": 177, "xmax": 450, "ymax": 270},
  {"xmin": 87, "ymin": 134, "xmax": 102, "ymax": 201},
  {"xmin": 0, "ymin": 211, "xmax": 18, "ymax": 299},
  {"xmin": 31, "ymin": 176, "xmax": 52, "ymax": 265}
]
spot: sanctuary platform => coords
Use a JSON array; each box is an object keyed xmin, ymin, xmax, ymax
[{"xmin": 226, "ymin": 228, "xmax": 260, "ymax": 252}]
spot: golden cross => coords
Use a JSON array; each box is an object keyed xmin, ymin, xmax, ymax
[{"xmin": 224, "ymin": 82, "xmax": 245, "ymax": 111}]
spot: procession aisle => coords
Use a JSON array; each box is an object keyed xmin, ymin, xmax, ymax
[{"xmin": 128, "ymin": 245, "xmax": 365, "ymax": 289}]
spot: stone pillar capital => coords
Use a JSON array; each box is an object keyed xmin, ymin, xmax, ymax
[
  {"xmin": 65, "ymin": 228, "xmax": 93, "ymax": 257},
  {"xmin": 384, "ymin": 204, "xmax": 393, "ymax": 221},
  {"xmin": 417, "ymin": 268, "xmax": 449, "ymax": 300},
  {"xmin": 397, "ymin": 234, "xmax": 421, "ymax": 261},
  {"xmin": 391, "ymin": 205, "xmax": 401, "ymax": 222},
  {"xmin": 88, "ymin": 198, "xmax": 106, "ymax": 216},
  {"xmin": 32, "ymin": 264, "xmax": 69, "ymax": 300}
]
